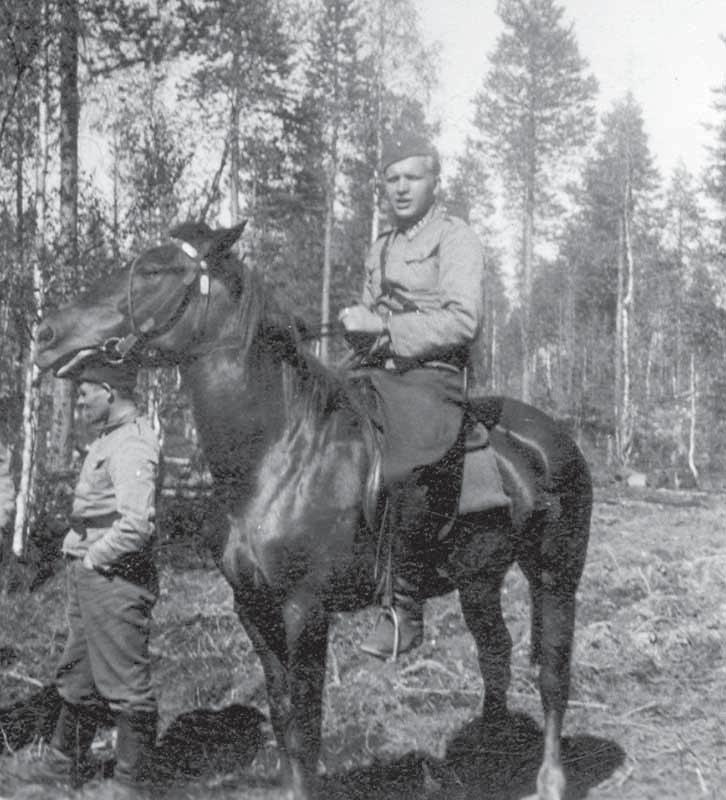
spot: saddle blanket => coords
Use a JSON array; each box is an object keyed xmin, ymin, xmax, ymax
[{"xmin": 459, "ymin": 437, "xmax": 510, "ymax": 515}]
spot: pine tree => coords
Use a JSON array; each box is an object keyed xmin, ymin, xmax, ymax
[
  {"xmin": 174, "ymin": 0, "xmax": 293, "ymax": 227},
  {"xmin": 472, "ymin": 0, "xmax": 597, "ymax": 401},
  {"xmin": 300, "ymin": 0, "xmax": 370, "ymax": 362},
  {"xmin": 446, "ymin": 140, "xmax": 507, "ymax": 391},
  {"xmin": 566, "ymin": 93, "xmax": 659, "ymax": 463},
  {"xmin": 704, "ymin": 36, "xmax": 726, "ymax": 250}
]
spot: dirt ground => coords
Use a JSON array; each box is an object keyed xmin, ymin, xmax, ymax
[{"xmin": 1, "ymin": 486, "xmax": 724, "ymax": 799}]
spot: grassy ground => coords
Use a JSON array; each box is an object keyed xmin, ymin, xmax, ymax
[{"xmin": 1, "ymin": 486, "xmax": 724, "ymax": 799}]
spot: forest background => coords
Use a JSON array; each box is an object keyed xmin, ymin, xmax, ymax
[{"xmin": 2, "ymin": 0, "xmax": 726, "ymax": 551}]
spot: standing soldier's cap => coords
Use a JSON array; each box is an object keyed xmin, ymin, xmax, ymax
[
  {"xmin": 381, "ymin": 131, "xmax": 440, "ymax": 174},
  {"xmin": 65, "ymin": 353, "xmax": 139, "ymax": 393}
]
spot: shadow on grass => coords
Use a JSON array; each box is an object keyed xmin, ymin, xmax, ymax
[
  {"xmin": 320, "ymin": 712, "xmax": 625, "ymax": 800},
  {"xmin": 1, "ymin": 696, "xmax": 624, "ymax": 800},
  {"xmin": 155, "ymin": 703, "xmax": 265, "ymax": 784},
  {"xmin": 0, "ymin": 691, "xmax": 267, "ymax": 791},
  {"xmin": 0, "ymin": 686, "xmax": 61, "ymax": 753}
]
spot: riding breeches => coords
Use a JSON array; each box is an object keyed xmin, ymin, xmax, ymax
[
  {"xmin": 55, "ymin": 557, "xmax": 158, "ymax": 715},
  {"xmin": 368, "ymin": 366, "xmax": 465, "ymax": 486}
]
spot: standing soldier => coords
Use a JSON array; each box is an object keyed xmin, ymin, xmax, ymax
[
  {"xmin": 2, "ymin": 355, "xmax": 161, "ymax": 796},
  {"xmin": 338, "ymin": 130, "xmax": 487, "ymax": 659}
]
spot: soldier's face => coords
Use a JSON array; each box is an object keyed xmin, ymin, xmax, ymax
[
  {"xmin": 76, "ymin": 381, "xmax": 112, "ymax": 427},
  {"xmin": 384, "ymin": 155, "xmax": 438, "ymax": 225}
]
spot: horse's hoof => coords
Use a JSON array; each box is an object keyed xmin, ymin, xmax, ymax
[
  {"xmin": 536, "ymin": 762, "xmax": 566, "ymax": 800},
  {"xmin": 422, "ymin": 760, "xmax": 441, "ymax": 794},
  {"xmin": 481, "ymin": 698, "xmax": 509, "ymax": 732}
]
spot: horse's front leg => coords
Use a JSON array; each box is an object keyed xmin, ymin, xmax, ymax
[
  {"xmin": 235, "ymin": 588, "xmax": 329, "ymax": 800},
  {"xmin": 281, "ymin": 591, "xmax": 330, "ymax": 798}
]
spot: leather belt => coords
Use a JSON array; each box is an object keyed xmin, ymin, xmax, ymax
[
  {"xmin": 383, "ymin": 358, "xmax": 461, "ymax": 374},
  {"xmin": 70, "ymin": 512, "xmax": 121, "ymax": 531}
]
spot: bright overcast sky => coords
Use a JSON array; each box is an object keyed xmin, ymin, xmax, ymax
[{"xmin": 416, "ymin": 0, "xmax": 725, "ymax": 181}]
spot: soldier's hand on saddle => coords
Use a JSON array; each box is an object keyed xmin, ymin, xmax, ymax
[{"xmin": 338, "ymin": 305, "xmax": 384, "ymax": 335}]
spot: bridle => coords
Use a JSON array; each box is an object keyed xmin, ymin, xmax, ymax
[
  {"xmin": 99, "ymin": 238, "xmax": 212, "ymax": 365},
  {"xmin": 83, "ymin": 237, "xmax": 357, "ymax": 372}
]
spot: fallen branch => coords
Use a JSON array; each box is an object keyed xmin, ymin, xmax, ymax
[
  {"xmin": 508, "ymin": 691, "xmax": 608, "ymax": 711},
  {"xmin": 397, "ymin": 685, "xmax": 480, "ymax": 697},
  {"xmin": 619, "ymin": 701, "xmax": 661, "ymax": 719},
  {"xmin": 400, "ymin": 658, "xmax": 467, "ymax": 684},
  {"xmin": 1, "ymin": 671, "xmax": 44, "ymax": 688}
]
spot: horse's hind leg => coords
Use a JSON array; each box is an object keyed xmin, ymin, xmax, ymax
[
  {"xmin": 520, "ymin": 499, "xmax": 590, "ymax": 800},
  {"xmin": 531, "ymin": 576, "xmax": 575, "ymax": 800}
]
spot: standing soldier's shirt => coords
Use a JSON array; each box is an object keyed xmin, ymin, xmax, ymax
[
  {"xmin": 63, "ymin": 410, "xmax": 160, "ymax": 570},
  {"xmin": 361, "ymin": 203, "xmax": 486, "ymax": 369}
]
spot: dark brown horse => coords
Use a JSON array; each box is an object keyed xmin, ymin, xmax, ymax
[{"xmin": 35, "ymin": 223, "xmax": 591, "ymax": 800}]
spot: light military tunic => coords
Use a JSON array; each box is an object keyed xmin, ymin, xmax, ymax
[
  {"xmin": 63, "ymin": 410, "xmax": 160, "ymax": 571},
  {"xmin": 359, "ymin": 204, "xmax": 486, "ymax": 484},
  {"xmin": 362, "ymin": 203, "xmax": 485, "ymax": 370}
]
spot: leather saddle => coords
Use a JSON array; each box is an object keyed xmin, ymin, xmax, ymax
[{"xmin": 359, "ymin": 393, "xmax": 511, "ymax": 534}]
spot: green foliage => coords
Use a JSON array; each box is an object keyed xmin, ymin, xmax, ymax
[
  {"xmin": 0, "ymin": 0, "xmax": 43, "ymax": 150},
  {"xmin": 81, "ymin": 0, "xmax": 172, "ymax": 76},
  {"xmin": 566, "ymin": 95, "xmax": 658, "ymax": 328},
  {"xmin": 704, "ymin": 37, "xmax": 726, "ymax": 245},
  {"xmin": 1, "ymin": 0, "xmax": 726, "ymax": 478},
  {"xmin": 474, "ymin": 0, "xmax": 598, "ymax": 206},
  {"xmin": 115, "ymin": 84, "xmax": 194, "ymax": 244}
]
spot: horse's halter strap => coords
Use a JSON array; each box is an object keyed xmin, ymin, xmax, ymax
[{"xmin": 102, "ymin": 239, "xmax": 211, "ymax": 363}]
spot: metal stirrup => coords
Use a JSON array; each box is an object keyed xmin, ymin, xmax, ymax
[{"xmin": 370, "ymin": 605, "xmax": 402, "ymax": 662}]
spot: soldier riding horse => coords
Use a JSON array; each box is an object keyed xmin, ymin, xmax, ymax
[{"xmin": 34, "ymin": 222, "xmax": 591, "ymax": 800}]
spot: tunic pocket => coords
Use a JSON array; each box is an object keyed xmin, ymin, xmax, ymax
[{"xmin": 401, "ymin": 242, "xmax": 440, "ymax": 291}]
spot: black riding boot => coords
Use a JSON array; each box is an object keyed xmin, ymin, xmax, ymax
[
  {"xmin": 360, "ymin": 574, "xmax": 424, "ymax": 659},
  {"xmin": 360, "ymin": 477, "xmax": 431, "ymax": 660},
  {"xmin": 1, "ymin": 699, "xmax": 97, "ymax": 788},
  {"xmin": 112, "ymin": 710, "xmax": 158, "ymax": 792}
]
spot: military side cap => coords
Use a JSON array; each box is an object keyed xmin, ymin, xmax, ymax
[
  {"xmin": 68, "ymin": 354, "xmax": 138, "ymax": 393},
  {"xmin": 381, "ymin": 131, "xmax": 439, "ymax": 172}
]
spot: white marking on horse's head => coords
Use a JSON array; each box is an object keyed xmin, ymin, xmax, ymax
[
  {"xmin": 56, "ymin": 348, "xmax": 101, "ymax": 377},
  {"xmin": 177, "ymin": 241, "xmax": 200, "ymax": 260}
]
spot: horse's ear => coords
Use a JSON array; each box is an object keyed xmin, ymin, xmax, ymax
[
  {"xmin": 210, "ymin": 221, "xmax": 247, "ymax": 256},
  {"xmin": 169, "ymin": 220, "xmax": 246, "ymax": 258},
  {"xmin": 169, "ymin": 221, "xmax": 215, "ymax": 247}
]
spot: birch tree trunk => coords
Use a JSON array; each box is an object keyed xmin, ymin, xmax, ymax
[
  {"xmin": 615, "ymin": 173, "xmax": 635, "ymax": 464},
  {"xmin": 490, "ymin": 304, "xmax": 498, "ymax": 391},
  {"xmin": 369, "ymin": 0, "xmax": 384, "ymax": 246},
  {"xmin": 319, "ymin": 61, "xmax": 341, "ymax": 366},
  {"xmin": 621, "ymin": 200, "xmax": 634, "ymax": 461},
  {"xmin": 47, "ymin": 0, "xmax": 80, "ymax": 474},
  {"xmin": 112, "ymin": 122, "xmax": 120, "ymax": 263},
  {"xmin": 13, "ymin": 23, "xmax": 50, "ymax": 557},
  {"xmin": 229, "ymin": 74, "xmax": 241, "ymax": 227},
  {"xmin": 520, "ymin": 178, "xmax": 534, "ymax": 402},
  {"xmin": 687, "ymin": 352, "xmax": 699, "ymax": 487},
  {"xmin": 645, "ymin": 330, "xmax": 656, "ymax": 402},
  {"xmin": 319, "ymin": 159, "xmax": 336, "ymax": 365}
]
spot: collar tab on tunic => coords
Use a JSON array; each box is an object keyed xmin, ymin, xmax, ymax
[{"xmin": 398, "ymin": 204, "xmax": 441, "ymax": 240}]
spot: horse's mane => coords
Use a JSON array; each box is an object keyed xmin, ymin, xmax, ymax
[{"xmin": 227, "ymin": 261, "xmax": 366, "ymax": 426}]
